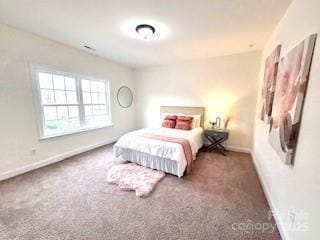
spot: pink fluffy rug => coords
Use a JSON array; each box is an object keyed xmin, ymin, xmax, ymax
[{"xmin": 107, "ymin": 163, "xmax": 166, "ymax": 197}]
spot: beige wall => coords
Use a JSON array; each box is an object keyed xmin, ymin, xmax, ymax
[
  {"xmin": 0, "ymin": 24, "xmax": 135, "ymax": 178},
  {"xmin": 134, "ymin": 51, "xmax": 261, "ymax": 151},
  {"xmin": 253, "ymin": 0, "xmax": 320, "ymax": 239}
]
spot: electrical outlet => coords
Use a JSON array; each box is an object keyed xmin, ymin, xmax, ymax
[
  {"xmin": 31, "ymin": 148, "xmax": 37, "ymax": 155},
  {"xmin": 289, "ymin": 210, "xmax": 296, "ymax": 225}
]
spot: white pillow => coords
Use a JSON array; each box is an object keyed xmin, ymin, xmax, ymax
[{"xmin": 192, "ymin": 115, "xmax": 201, "ymax": 128}]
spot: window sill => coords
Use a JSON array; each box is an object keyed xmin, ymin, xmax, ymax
[{"xmin": 39, "ymin": 123, "xmax": 114, "ymax": 141}]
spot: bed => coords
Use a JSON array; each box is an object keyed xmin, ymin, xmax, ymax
[{"xmin": 114, "ymin": 106, "xmax": 205, "ymax": 177}]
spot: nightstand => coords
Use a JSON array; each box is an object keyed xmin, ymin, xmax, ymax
[{"xmin": 203, "ymin": 128, "xmax": 229, "ymax": 155}]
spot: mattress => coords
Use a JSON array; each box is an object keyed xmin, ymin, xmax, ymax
[{"xmin": 113, "ymin": 127, "xmax": 204, "ymax": 177}]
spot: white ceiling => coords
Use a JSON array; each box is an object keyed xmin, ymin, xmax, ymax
[{"xmin": 0, "ymin": 0, "xmax": 292, "ymax": 68}]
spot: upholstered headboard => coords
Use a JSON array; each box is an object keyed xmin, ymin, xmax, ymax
[{"xmin": 160, "ymin": 106, "xmax": 205, "ymax": 128}]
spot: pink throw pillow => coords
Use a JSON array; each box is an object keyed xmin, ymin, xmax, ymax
[
  {"xmin": 177, "ymin": 116, "xmax": 193, "ymax": 121},
  {"xmin": 164, "ymin": 115, "xmax": 178, "ymax": 120},
  {"xmin": 162, "ymin": 119, "xmax": 176, "ymax": 128},
  {"xmin": 175, "ymin": 119, "xmax": 192, "ymax": 130}
]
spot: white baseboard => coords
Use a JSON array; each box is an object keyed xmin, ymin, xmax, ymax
[
  {"xmin": 250, "ymin": 150, "xmax": 288, "ymax": 240},
  {"xmin": 226, "ymin": 145, "xmax": 251, "ymax": 154},
  {"xmin": 0, "ymin": 136, "xmax": 120, "ymax": 182}
]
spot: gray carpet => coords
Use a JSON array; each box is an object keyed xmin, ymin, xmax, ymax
[{"xmin": 0, "ymin": 145, "xmax": 281, "ymax": 240}]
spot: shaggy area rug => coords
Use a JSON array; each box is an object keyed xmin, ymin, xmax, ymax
[{"xmin": 107, "ymin": 163, "xmax": 166, "ymax": 197}]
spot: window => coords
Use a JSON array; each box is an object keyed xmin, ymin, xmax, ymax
[{"xmin": 33, "ymin": 67, "xmax": 111, "ymax": 139}]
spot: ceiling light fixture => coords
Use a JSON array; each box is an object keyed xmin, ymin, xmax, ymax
[
  {"xmin": 136, "ymin": 24, "xmax": 156, "ymax": 40},
  {"xmin": 121, "ymin": 20, "xmax": 169, "ymax": 41}
]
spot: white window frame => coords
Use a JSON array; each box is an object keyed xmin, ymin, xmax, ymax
[{"xmin": 31, "ymin": 65, "xmax": 112, "ymax": 140}]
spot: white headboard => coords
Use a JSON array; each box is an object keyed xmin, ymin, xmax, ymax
[{"xmin": 160, "ymin": 106, "xmax": 205, "ymax": 128}]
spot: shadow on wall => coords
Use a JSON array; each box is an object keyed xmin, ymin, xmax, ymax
[{"xmin": 208, "ymin": 93, "xmax": 256, "ymax": 147}]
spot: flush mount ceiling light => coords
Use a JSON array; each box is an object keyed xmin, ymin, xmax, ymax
[
  {"xmin": 136, "ymin": 24, "xmax": 155, "ymax": 40},
  {"xmin": 121, "ymin": 19, "xmax": 170, "ymax": 41}
]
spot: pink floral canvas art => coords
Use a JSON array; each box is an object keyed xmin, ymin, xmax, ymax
[
  {"xmin": 269, "ymin": 34, "xmax": 317, "ymax": 164},
  {"xmin": 261, "ymin": 45, "xmax": 281, "ymax": 123}
]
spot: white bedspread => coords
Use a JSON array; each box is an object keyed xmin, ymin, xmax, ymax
[{"xmin": 114, "ymin": 127, "xmax": 204, "ymax": 175}]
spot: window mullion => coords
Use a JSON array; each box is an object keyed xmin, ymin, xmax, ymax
[
  {"xmin": 77, "ymin": 77, "xmax": 85, "ymax": 126},
  {"xmin": 63, "ymin": 77, "xmax": 68, "ymax": 119},
  {"xmin": 106, "ymin": 80, "xmax": 111, "ymax": 124}
]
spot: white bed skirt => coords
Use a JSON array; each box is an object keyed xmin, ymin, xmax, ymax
[{"xmin": 115, "ymin": 147, "xmax": 185, "ymax": 177}]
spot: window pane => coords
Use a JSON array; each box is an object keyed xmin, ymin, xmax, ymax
[
  {"xmin": 82, "ymin": 80, "xmax": 90, "ymax": 92},
  {"xmin": 67, "ymin": 119, "xmax": 80, "ymax": 129},
  {"xmin": 54, "ymin": 90, "xmax": 66, "ymax": 104},
  {"xmin": 98, "ymin": 82, "xmax": 105, "ymax": 92},
  {"xmin": 100, "ymin": 115, "xmax": 108, "ymax": 124},
  {"xmin": 44, "ymin": 119, "xmax": 80, "ymax": 136},
  {"xmin": 57, "ymin": 106, "xmax": 68, "ymax": 120},
  {"xmin": 43, "ymin": 106, "xmax": 57, "ymax": 121},
  {"xmin": 92, "ymin": 105, "xmax": 100, "ymax": 116},
  {"xmin": 65, "ymin": 77, "xmax": 76, "ymax": 91},
  {"xmin": 53, "ymin": 75, "xmax": 65, "ymax": 90},
  {"xmin": 85, "ymin": 105, "xmax": 92, "ymax": 116},
  {"xmin": 91, "ymin": 93, "xmax": 99, "ymax": 104},
  {"xmin": 98, "ymin": 93, "xmax": 106, "ymax": 104},
  {"xmin": 66, "ymin": 91, "xmax": 77, "ymax": 104},
  {"xmin": 44, "ymin": 120, "xmax": 60, "ymax": 135},
  {"xmin": 68, "ymin": 106, "xmax": 79, "ymax": 119},
  {"xmin": 92, "ymin": 117, "xmax": 100, "ymax": 126},
  {"xmin": 91, "ymin": 81, "xmax": 98, "ymax": 92},
  {"xmin": 96, "ymin": 115, "xmax": 108, "ymax": 126},
  {"xmin": 100, "ymin": 105, "xmax": 107, "ymax": 115},
  {"xmin": 83, "ymin": 92, "xmax": 91, "ymax": 104},
  {"xmin": 41, "ymin": 89, "xmax": 55, "ymax": 104},
  {"xmin": 85, "ymin": 117, "xmax": 94, "ymax": 127},
  {"xmin": 86, "ymin": 115, "xmax": 107, "ymax": 128},
  {"xmin": 39, "ymin": 72, "xmax": 53, "ymax": 89}
]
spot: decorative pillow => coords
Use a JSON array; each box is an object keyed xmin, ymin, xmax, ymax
[
  {"xmin": 177, "ymin": 116, "xmax": 193, "ymax": 121},
  {"xmin": 164, "ymin": 115, "xmax": 177, "ymax": 120},
  {"xmin": 175, "ymin": 118, "xmax": 193, "ymax": 130},
  {"xmin": 176, "ymin": 114, "xmax": 200, "ymax": 129},
  {"xmin": 162, "ymin": 119, "xmax": 176, "ymax": 128}
]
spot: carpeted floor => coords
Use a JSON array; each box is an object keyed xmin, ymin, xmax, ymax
[{"xmin": 0, "ymin": 145, "xmax": 281, "ymax": 240}]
